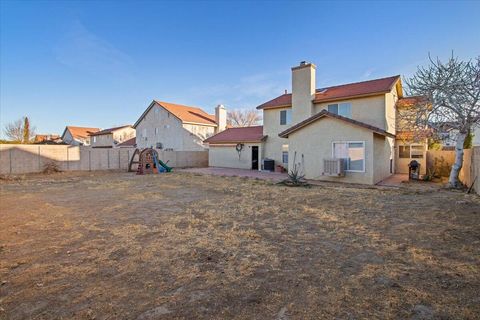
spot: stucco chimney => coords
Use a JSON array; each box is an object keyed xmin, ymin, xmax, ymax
[
  {"xmin": 291, "ymin": 61, "xmax": 316, "ymax": 124},
  {"xmin": 215, "ymin": 104, "xmax": 227, "ymax": 133}
]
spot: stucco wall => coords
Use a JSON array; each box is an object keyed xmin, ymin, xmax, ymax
[
  {"xmin": 288, "ymin": 117, "xmax": 379, "ymax": 185},
  {"xmin": 135, "ymin": 103, "xmax": 213, "ymax": 151},
  {"xmin": 395, "ymin": 140, "xmax": 427, "ymax": 174},
  {"xmin": 208, "ymin": 143, "xmax": 260, "ymax": 169},
  {"xmin": 262, "ymin": 107, "xmax": 291, "ymax": 166},
  {"xmin": 313, "ymin": 94, "xmax": 387, "ymax": 131},
  {"xmin": 373, "ymin": 134, "xmax": 393, "ymax": 184},
  {"xmin": 0, "ymin": 144, "xmax": 207, "ymax": 174}
]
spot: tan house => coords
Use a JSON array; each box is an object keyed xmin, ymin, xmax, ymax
[
  {"xmin": 89, "ymin": 125, "xmax": 136, "ymax": 148},
  {"xmin": 133, "ymin": 100, "xmax": 227, "ymax": 151},
  {"xmin": 61, "ymin": 126, "xmax": 100, "ymax": 146},
  {"xmin": 205, "ymin": 61, "xmax": 426, "ymax": 185}
]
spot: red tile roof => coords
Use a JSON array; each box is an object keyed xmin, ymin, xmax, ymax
[
  {"xmin": 257, "ymin": 75, "xmax": 400, "ymax": 109},
  {"xmin": 65, "ymin": 126, "xmax": 101, "ymax": 140},
  {"xmin": 278, "ymin": 110, "xmax": 395, "ymax": 138},
  {"xmin": 155, "ymin": 101, "xmax": 217, "ymax": 125},
  {"xmin": 89, "ymin": 125, "xmax": 132, "ymax": 136},
  {"xmin": 204, "ymin": 126, "xmax": 266, "ymax": 144},
  {"xmin": 396, "ymin": 96, "xmax": 429, "ymax": 108}
]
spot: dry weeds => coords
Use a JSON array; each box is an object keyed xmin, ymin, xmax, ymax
[{"xmin": 0, "ymin": 171, "xmax": 479, "ymax": 319}]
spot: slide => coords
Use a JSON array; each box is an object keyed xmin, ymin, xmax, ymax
[
  {"xmin": 158, "ymin": 159, "xmax": 172, "ymax": 172},
  {"xmin": 153, "ymin": 153, "xmax": 165, "ymax": 173}
]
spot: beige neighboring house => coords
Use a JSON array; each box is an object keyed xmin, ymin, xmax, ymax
[
  {"xmin": 133, "ymin": 100, "xmax": 227, "ymax": 151},
  {"xmin": 61, "ymin": 126, "xmax": 100, "ymax": 146},
  {"xmin": 89, "ymin": 125, "xmax": 136, "ymax": 148},
  {"xmin": 205, "ymin": 61, "xmax": 427, "ymax": 185}
]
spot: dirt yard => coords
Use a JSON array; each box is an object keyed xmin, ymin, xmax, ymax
[{"xmin": 1, "ymin": 171, "xmax": 479, "ymax": 319}]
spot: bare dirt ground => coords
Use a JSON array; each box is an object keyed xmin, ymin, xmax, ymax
[{"xmin": 1, "ymin": 171, "xmax": 479, "ymax": 320}]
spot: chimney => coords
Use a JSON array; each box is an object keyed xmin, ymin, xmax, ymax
[
  {"xmin": 215, "ymin": 104, "xmax": 227, "ymax": 133},
  {"xmin": 291, "ymin": 61, "xmax": 316, "ymax": 123}
]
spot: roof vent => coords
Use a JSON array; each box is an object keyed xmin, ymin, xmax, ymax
[{"xmin": 300, "ymin": 61, "xmax": 307, "ymax": 66}]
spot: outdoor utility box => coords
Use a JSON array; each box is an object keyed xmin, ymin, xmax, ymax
[
  {"xmin": 408, "ymin": 160, "xmax": 421, "ymax": 180},
  {"xmin": 263, "ymin": 159, "xmax": 275, "ymax": 171}
]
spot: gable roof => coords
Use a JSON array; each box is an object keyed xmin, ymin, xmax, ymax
[
  {"xmin": 257, "ymin": 75, "xmax": 401, "ymax": 109},
  {"xmin": 89, "ymin": 125, "xmax": 132, "ymax": 136},
  {"xmin": 278, "ymin": 110, "xmax": 395, "ymax": 138},
  {"xmin": 133, "ymin": 100, "xmax": 217, "ymax": 128},
  {"xmin": 204, "ymin": 126, "xmax": 266, "ymax": 144},
  {"xmin": 63, "ymin": 126, "xmax": 101, "ymax": 140}
]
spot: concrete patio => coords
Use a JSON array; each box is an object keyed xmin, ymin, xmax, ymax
[{"xmin": 179, "ymin": 167, "xmax": 288, "ymax": 182}]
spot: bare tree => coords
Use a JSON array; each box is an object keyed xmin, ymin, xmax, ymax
[
  {"xmin": 227, "ymin": 109, "xmax": 262, "ymax": 127},
  {"xmin": 404, "ymin": 54, "xmax": 480, "ymax": 187},
  {"xmin": 3, "ymin": 116, "xmax": 36, "ymax": 143}
]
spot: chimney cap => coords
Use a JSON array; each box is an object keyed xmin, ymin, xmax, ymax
[{"xmin": 216, "ymin": 104, "xmax": 225, "ymax": 109}]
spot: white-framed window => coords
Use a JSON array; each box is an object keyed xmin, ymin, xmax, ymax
[
  {"xmin": 399, "ymin": 144, "xmax": 424, "ymax": 159},
  {"xmin": 282, "ymin": 151, "xmax": 288, "ymax": 164},
  {"xmin": 332, "ymin": 141, "xmax": 365, "ymax": 172},
  {"xmin": 93, "ymin": 136, "xmax": 96, "ymax": 143},
  {"xmin": 282, "ymin": 144, "xmax": 289, "ymax": 164},
  {"xmin": 327, "ymin": 103, "xmax": 352, "ymax": 118},
  {"xmin": 155, "ymin": 128, "xmax": 159, "ymax": 135},
  {"xmin": 280, "ymin": 109, "xmax": 292, "ymax": 125}
]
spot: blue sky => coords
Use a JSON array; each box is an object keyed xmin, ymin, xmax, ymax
[{"xmin": 1, "ymin": 1, "xmax": 479, "ymax": 136}]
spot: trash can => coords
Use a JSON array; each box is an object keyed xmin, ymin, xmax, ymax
[{"xmin": 263, "ymin": 159, "xmax": 275, "ymax": 171}]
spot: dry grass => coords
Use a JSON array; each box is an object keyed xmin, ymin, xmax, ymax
[{"xmin": 0, "ymin": 171, "xmax": 479, "ymax": 319}]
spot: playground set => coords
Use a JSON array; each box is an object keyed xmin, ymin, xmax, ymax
[{"xmin": 128, "ymin": 148, "xmax": 172, "ymax": 175}]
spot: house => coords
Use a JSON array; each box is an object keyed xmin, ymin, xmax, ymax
[
  {"xmin": 117, "ymin": 137, "xmax": 136, "ymax": 148},
  {"xmin": 33, "ymin": 134, "xmax": 63, "ymax": 144},
  {"xmin": 133, "ymin": 100, "xmax": 227, "ymax": 151},
  {"xmin": 61, "ymin": 126, "xmax": 100, "ymax": 146},
  {"xmin": 89, "ymin": 125, "xmax": 136, "ymax": 148},
  {"xmin": 205, "ymin": 61, "xmax": 427, "ymax": 185}
]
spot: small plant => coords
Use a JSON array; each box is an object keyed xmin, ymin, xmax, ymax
[
  {"xmin": 279, "ymin": 152, "xmax": 309, "ymax": 187},
  {"xmin": 43, "ymin": 161, "xmax": 62, "ymax": 174}
]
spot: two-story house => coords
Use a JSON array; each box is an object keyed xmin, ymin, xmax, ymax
[
  {"xmin": 205, "ymin": 61, "xmax": 426, "ymax": 185},
  {"xmin": 89, "ymin": 125, "xmax": 136, "ymax": 148},
  {"xmin": 133, "ymin": 100, "xmax": 227, "ymax": 151},
  {"xmin": 61, "ymin": 126, "xmax": 100, "ymax": 146}
]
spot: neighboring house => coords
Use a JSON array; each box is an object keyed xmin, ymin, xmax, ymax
[
  {"xmin": 61, "ymin": 126, "xmax": 100, "ymax": 146},
  {"xmin": 474, "ymin": 126, "xmax": 480, "ymax": 146},
  {"xmin": 205, "ymin": 61, "xmax": 427, "ymax": 185},
  {"xmin": 33, "ymin": 134, "xmax": 63, "ymax": 144},
  {"xmin": 133, "ymin": 100, "xmax": 227, "ymax": 151},
  {"xmin": 117, "ymin": 137, "xmax": 137, "ymax": 148},
  {"xmin": 89, "ymin": 125, "xmax": 136, "ymax": 148}
]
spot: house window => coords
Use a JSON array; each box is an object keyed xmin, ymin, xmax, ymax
[
  {"xmin": 155, "ymin": 128, "xmax": 159, "ymax": 135},
  {"xmin": 93, "ymin": 137, "xmax": 96, "ymax": 143},
  {"xmin": 399, "ymin": 145, "xmax": 424, "ymax": 159},
  {"xmin": 282, "ymin": 151, "xmax": 288, "ymax": 164},
  {"xmin": 332, "ymin": 141, "xmax": 365, "ymax": 172},
  {"xmin": 280, "ymin": 109, "xmax": 292, "ymax": 125},
  {"xmin": 328, "ymin": 103, "xmax": 352, "ymax": 118}
]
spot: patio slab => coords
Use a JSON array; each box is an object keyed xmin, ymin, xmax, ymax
[{"xmin": 178, "ymin": 167, "xmax": 288, "ymax": 182}]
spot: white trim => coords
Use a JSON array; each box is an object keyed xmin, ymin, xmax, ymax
[{"xmin": 331, "ymin": 140, "xmax": 366, "ymax": 173}]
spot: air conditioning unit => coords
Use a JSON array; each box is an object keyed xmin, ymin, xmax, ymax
[{"xmin": 323, "ymin": 158, "xmax": 345, "ymax": 177}]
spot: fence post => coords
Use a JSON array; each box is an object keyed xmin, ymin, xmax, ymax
[
  {"xmin": 107, "ymin": 150, "xmax": 110, "ymax": 169},
  {"xmin": 67, "ymin": 147, "xmax": 69, "ymax": 170},
  {"xmin": 89, "ymin": 150, "xmax": 91, "ymax": 171},
  {"xmin": 118, "ymin": 150, "xmax": 121, "ymax": 169}
]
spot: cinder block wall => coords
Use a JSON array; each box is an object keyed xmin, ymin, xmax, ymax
[{"xmin": 0, "ymin": 145, "xmax": 208, "ymax": 174}]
